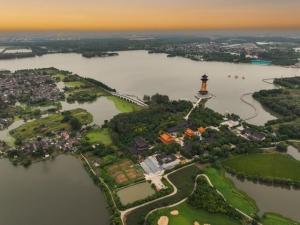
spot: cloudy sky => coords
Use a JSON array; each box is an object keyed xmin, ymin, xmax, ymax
[{"xmin": 1, "ymin": 0, "xmax": 300, "ymax": 31}]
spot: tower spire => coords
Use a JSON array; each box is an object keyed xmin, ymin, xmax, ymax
[{"xmin": 199, "ymin": 74, "xmax": 208, "ymax": 95}]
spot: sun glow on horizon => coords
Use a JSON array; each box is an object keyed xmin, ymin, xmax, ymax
[{"xmin": 1, "ymin": 0, "xmax": 300, "ymax": 31}]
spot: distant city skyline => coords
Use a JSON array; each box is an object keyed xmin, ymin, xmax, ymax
[{"xmin": 1, "ymin": 0, "xmax": 300, "ymax": 31}]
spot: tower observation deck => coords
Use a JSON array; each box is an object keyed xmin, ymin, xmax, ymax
[{"xmin": 196, "ymin": 74, "xmax": 212, "ymax": 99}]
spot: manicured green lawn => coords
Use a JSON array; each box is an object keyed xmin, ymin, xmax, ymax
[
  {"xmin": 204, "ymin": 167, "xmax": 258, "ymax": 216},
  {"xmin": 223, "ymin": 153, "xmax": 300, "ymax": 182},
  {"xmin": 107, "ymin": 96, "xmax": 142, "ymax": 113},
  {"xmin": 10, "ymin": 108, "xmax": 92, "ymax": 140},
  {"xmin": 261, "ymin": 213, "xmax": 300, "ymax": 225},
  {"xmin": 84, "ymin": 128, "xmax": 112, "ymax": 146},
  {"xmin": 64, "ymin": 81, "xmax": 86, "ymax": 88},
  {"xmin": 148, "ymin": 202, "xmax": 241, "ymax": 225},
  {"xmin": 52, "ymin": 73, "xmax": 66, "ymax": 81}
]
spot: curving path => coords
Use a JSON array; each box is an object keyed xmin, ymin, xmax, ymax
[
  {"xmin": 144, "ymin": 172, "xmax": 261, "ymax": 225},
  {"xmin": 120, "ymin": 163, "xmax": 196, "ymax": 224}
]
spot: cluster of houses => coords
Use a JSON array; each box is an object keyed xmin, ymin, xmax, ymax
[
  {"xmin": 10, "ymin": 130, "xmax": 83, "ymax": 159},
  {"xmin": 0, "ymin": 118, "xmax": 13, "ymax": 130},
  {"xmin": 0, "ymin": 70, "xmax": 63, "ymax": 106},
  {"xmin": 221, "ymin": 119, "xmax": 266, "ymax": 141}
]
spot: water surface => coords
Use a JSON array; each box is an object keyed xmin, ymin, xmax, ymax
[
  {"xmin": 1, "ymin": 51, "xmax": 300, "ymax": 125},
  {"xmin": 117, "ymin": 182, "xmax": 155, "ymax": 205},
  {"xmin": 61, "ymin": 97, "xmax": 120, "ymax": 126},
  {"xmin": 0, "ymin": 155, "xmax": 110, "ymax": 225},
  {"xmin": 227, "ymin": 173, "xmax": 300, "ymax": 221}
]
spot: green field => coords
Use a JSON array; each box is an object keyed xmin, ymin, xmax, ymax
[
  {"xmin": 10, "ymin": 108, "xmax": 92, "ymax": 140},
  {"xmin": 223, "ymin": 153, "xmax": 300, "ymax": 182},
  {"xmin": 126, "ymin": 164, "xmax": 201, "ymax": 225},
  {"xmin": 64, "ymin": 81, "xmax": 86, "ymax": 88},
  {"xmin": 51, "ymin": 73, "xmax": 66, "ymax": 81},
  {"xmin": 107, "ymin": 96, "xmax": 142, "ymax": 113},
  {"xmin": 204, "ymin": 167, "xmax": 258, "ymax": 216},
  {"xmin": 148, "ymin": 202, "xmax": 241, "ymax": 225},
  {"xmin": 261, "ymin": 213, "xmax": 300, "ymax": 225},
  {"xmin": 84, "ymin": 128, "xmax": 113, "ymax": 146}
]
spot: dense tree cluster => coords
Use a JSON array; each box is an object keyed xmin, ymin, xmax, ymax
[
  {"xmin": 107, "ymin": 94, "xmax": 192, "ymax": 148},
  {"xmin": 188, "ymin": 177, "xmax": 242, "ymax": 220},
  {"xmin": 274, "ymin": 77, "xmax": 300, "ymax": 89}
]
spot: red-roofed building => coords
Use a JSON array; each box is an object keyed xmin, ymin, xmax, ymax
[
  {"xmin": 198, "ymin": 127, "xmax": 206, "ymax": 134},
  {"xmin": 159, "ymin": 133, "xmax": 175, "ymax": 144},
  {"xmin": 184, "ymin": 128, "xmax": 195, "ymax": 137}
]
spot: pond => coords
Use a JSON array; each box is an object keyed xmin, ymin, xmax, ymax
[
  {"xmin": 0, "ymin": 155, "xmax": 110, "ymax": 225},
  {"xmin": 117, "ymin": 182, "xmax": 155, "ymax": 205},
  {"xmin": 226, "ymin": 173, "xmax": 300, "ymax": 221},
  {"xmin": 60, "ymin": 97, "xmax": 120, "ymax": 126}
]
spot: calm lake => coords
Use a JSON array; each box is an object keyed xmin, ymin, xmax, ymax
[
  {"xmin": 0, "ymin": 155, "xmax": 110, "ymax": 225},
  {"xmin": 1, "ymin": 50, "xmax": 300, "ymax": 125}
]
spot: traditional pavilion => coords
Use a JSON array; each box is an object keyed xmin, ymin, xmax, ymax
[
  {"xmin": 159, "ymin": 133, "xmax": 175, "ymax": 144},
  {"xmin": 199, "ymin": 74, "xmax": 208, "ymax": 95},
  {"xmin": 184, "ymin": 128, "xmax": 195, "ymax": 137}
]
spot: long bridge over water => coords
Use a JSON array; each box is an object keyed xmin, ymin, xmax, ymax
[{"xmin": 110, "ymin": 92, "xmax": 148, "ymax": 107}]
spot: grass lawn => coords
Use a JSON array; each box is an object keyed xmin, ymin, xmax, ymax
[
  {"xmin": 64, "ymin": 81, "xmax": 86, "ymax": 88},
  {"xmin": 148, "ymin": 202, "xmax": 241, "ymax": 225},
  {"xmin": 10, "ymin": 108, "xmax": 92, "ymax": 140},
  {"xmin": 204, "ymin": 167, "xmax": 258, "ymax": 216},
  {"xmin": 261, "ymin": 213, "xmax": 300, "ymax": 225},
  {"xmin": 51, "ymin": 73, "xmax": 66, "ymax": 81},
  {"xmin": 84, "ymin": 128, "xmax": 112, "ymax": 146},
  {"xmin": 222, "ymin": 153, "xmax": 300, "ymax": 182},
  {"xmin": 107, "ymin": 96, "xmax": 143, "ymax": 113}
]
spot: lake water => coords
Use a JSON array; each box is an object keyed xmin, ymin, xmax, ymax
[
  {"xmin": 61, "ymin": 97, "xmax": 120, "ymax": 126},
  {"xmin": 1, "ymin": 50, "xmax": 300, "ymax": 125},
  {"xmin": 117, "ymin": 182, "xmax": 155, "ymax": 205},
  {"xmin": 227, "ymin": 173, "xmax": 300, "ymax": 221},
  {"xmin": 0, "ymin": 155, "xmax": 110, "ymax": 225}
]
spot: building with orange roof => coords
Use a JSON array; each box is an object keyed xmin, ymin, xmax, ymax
[
  {"xmin": 198, "ymin": 127, "xmax": 206, "ymax": 134},
  {"xmin": 184, "ymin": 128, "xmax": 195, "ymax": 137},
  {"xmin": 159, "ymin": 133, "xmax": 175, "ymax": 144}
]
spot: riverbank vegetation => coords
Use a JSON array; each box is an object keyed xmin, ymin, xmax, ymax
[
  {"xmin": 223, "ymin": 153, "xmax": 300, "ymax": 187},
  {"xmin": 204, "ymin": 167, "xmax": 258, "ymax": 216},
  {"xmin": 107, "ymin": 96, "xmax": 142, "ymax": 113},
  {"xmin": 253, "ymin": 76, "xmax": 300, "ymax": 140},
  {"xmin": 261, "ymin": 213, "xmax": 300, "ymax": 225}
]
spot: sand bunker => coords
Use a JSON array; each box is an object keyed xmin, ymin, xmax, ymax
[
  {"xmin": 170, "ymin": 210, "xmax": 179, "ymax": 216},
  {"xmin": 157, "ymin": 216, "xmax": 169, "ymax": 225}
]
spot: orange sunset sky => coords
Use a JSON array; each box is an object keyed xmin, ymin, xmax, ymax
[{"xmin": 1, "ymin": 0, "xmax": 300, "ymax": 31}]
